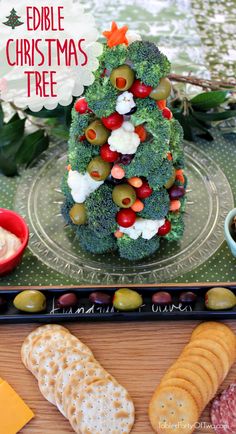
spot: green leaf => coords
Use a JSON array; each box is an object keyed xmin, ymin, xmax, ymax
[
  {"xmin": 16, "ymin": 130, "xmax": 49, "ymax": 167},
  {"xmin": 189, "ymin": 114, "xmax": 214, "ymax": 141},
  {"xmin": 190, "ymin": 91, "xmax": 228, "ymax": 110},
  {"xmin": 0, "ymin": 117, "xmax": 25, "ymax": 175},
  {"xmin": 173, "ymin": 112, "xmax": 194, "ymax": 141},
  {"xmin": 193, "ymin": 109, "xmax": 236, "ymax": 122}
]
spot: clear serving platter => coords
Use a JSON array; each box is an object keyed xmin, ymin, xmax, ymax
[{"xmin": 15, "ymin": 142, "xmax": 234, "ymax": 284}]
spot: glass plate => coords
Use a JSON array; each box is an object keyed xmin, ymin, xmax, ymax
[{"xmin": 15, "ymin": 142, "xmax": 233, "ymax": 284}]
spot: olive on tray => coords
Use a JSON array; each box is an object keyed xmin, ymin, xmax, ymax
[
  {"xmin": 113, "ymin": 288, "xmax": 143, "ymax": 311},
  {"xmin": 179, "ymin": 292, "xmax": 197, "ymax": 306},
  {"xmin": 89, "ymin": 292, "xmax": 112, "ymax": 306},
  {"xmin": 56, "ymin": 293, "xmax": 79, "ymax": 309},
  {"xmin": 0, "ymin": 296, "xmax": 7, "ymax": 311},
  {"xmin": 13, "ymin": 290, "xmax": 46, "ymax": 313},
  {"xmin": 205, "ymin": 287, "xmax": 236, "ymax": 310},
  {"xmin": 152, "ymin": 291, "xmax": 172, "ymax": 306}
]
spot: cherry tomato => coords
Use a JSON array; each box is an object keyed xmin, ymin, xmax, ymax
[
  {"xmin": 136, "ymin": 181, "xmax": 153, "ymax": 199},
  {"xmin": 158, "ymin": 220, "xmax": 171, "ymax": 236},
  {"xmin": 130, "ymin": 80, "xmax": 152, "ymax": 98},
  {"xmin": 134, "ymin": 125, "xmax": 147, "ymax": 142},
  {"xmin": 116, "ymin": 209, "xmax": 136, "ymax": 228},
  {"xmin": 100, "ymin": 143, "xmax": 120, "ymax": 163},
  {"xmin": 162, "ymin": 107, "xmax": 173, "ymax": 120},
  {"xmin": 101, "ymin": 112, "xmax": 123, "ymax": 130},
  {"xmin": 75, "ymin": 98, "xmax": 89, "ymax": 114}
]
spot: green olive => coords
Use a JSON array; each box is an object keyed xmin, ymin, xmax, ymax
[
  {"xmin": 149, "ymin": 77, "xmax": 172, "ymax": 101},
  {"xmin": 205, "ymin": 287, "xmax": 236, "ymax": 310},
  {"xmin": 110, "ymin": 65, "xmax": 135, "ymax": 91},
  {"xmin": 87, "ymin": 156, "xmax": 112, "ymax": 181},
  {"xmin": 85, "ymin": 120, "xmax": 110, "ymax": 146},
  {"xmin": 13, "ymin": 290, "xmax": 46, "ymax": 313},
  {"xmin": 164, "ymin": 168, "xmax": 176, "ymax": 189},
  {"xmin": 69, "ymin": 203, "xmax": 87, "ymax": 225},
  {"xmin": 112, "ymin": 184, "xmax": 136, "ymax": 208},
  {"xmin": 113, "ymin": 288, "xmax": 143, "ymax": 311}
]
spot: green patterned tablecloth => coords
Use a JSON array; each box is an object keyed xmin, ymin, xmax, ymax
[{"xmin": 0, "ymin": 0, "xmax": 235, "ymax": 286}]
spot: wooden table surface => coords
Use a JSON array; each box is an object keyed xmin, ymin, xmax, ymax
[{"xmin": 0, "ymin": 320, "xmax": 236, "ymax": 434}]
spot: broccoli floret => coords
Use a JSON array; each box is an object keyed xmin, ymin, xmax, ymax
[
  {"xmin": 99, "ymin": 44, "xmax": 128, "ymax": 72},
  {"xmin": 131, "ymin": 97, "xmax": 157, "ymax": 125},
  {"xmin": 147, "ymin": 159, "xmax": 174, "ymax": 190},
  {"xmin": 61, "ymin": 196, "xmax": 75, "ymax": 226},
  {"xmin": 68, "ymin": 139, "xmax": 99, "ymax": 173},
  {"xmin": 70, "ymin": 110, "xmax": 93, "ymax": 138},
  {"xmin": 85, "ymin": 184, "xmax": 118, "ymax": 237},
  {"xmin": 84, "ymin": 77, "xmax": 118, "ymax": 118},
  {"xmin": 138, "ymin": 189, "xmax": 170, "ymax": 220},
  {"xmin": 68, "ymin": 110, "xmax": 99, "ymax": 173},
  {"xmin": 165, "ymin": 212, "xmax": 185, "ymax": 242},
  {"xmin": 127, "ymin": 41, "xmax": 171, "ymax": 87},
  {"xmin": 117, "ymin": 234, "xmax": 160, "ymax": 261},
  {"xmin": 169, "ymin": 119, "xmax": 185, "ymax": 168},
  {"xmin": 60, "ymin": 172, "xmax": 71, "ymax": 197},
  {"xmin": 122, "ymin": 139, "xmax": 165, "ymax": 179},
  {"xmin": 76, "ymin": 225, "xmax": 116, "ymax": 254}
]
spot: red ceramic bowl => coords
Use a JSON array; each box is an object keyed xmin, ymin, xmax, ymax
[{"xmin": 0, "ymin": 208, "xmax": 29, "ymax": 276}]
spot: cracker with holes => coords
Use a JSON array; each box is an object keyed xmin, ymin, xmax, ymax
[
  {"xmin": 21, "ymin": 324, "xmax": 69, "ymax": 369},
  {"xmin": 149, "ymin": 386, "xmax": 199, "ymax": 434},
  {"xmin": 72, "ymin": 378, "xmax": 135, "ymax": 434},
  {"xmin": 64, "ymin": 364, "xmax": 109, "ymax": 422},
  {"xmin": 37, "ymin": 346, "xmax": 93, "ymax": 406}
]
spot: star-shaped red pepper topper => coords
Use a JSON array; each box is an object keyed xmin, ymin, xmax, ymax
[{"xmin": 103, "ymin": 21, "xmax": 129, "ymax": 48}]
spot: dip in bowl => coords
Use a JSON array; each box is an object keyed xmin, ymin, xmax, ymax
[
  {"xmin": 224, "ymin": 208, "xmax": 236, "ymax": 258},
  {"xmin": 0, "ymin": 208, "xmax": 29, "ymax": 276}
]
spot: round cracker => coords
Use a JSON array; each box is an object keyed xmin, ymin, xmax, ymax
[
  {"xmin": 55, "ymin": 361, "xmax": 97, "ymax": 417},
  {"xmin": 162, "ymin": 366, "xmax": 209, "ymax": 406},
  {"xmin": 191, "ymin": 322, "xmax": 235, "ymax": 341},
  {"xmin": 149, "ymin": 386, "xmax": 199, "ymax": 434},
  {"xmin": 185, "ymin": 339, "xmax": 230, "ymax": 380},
  {"xmin": 21, "ymin": 324, "xmax": 69, "ymax": 369},
  {"xmin": 72, "ymin": 378, "xmax": 135, "ymax": 434},
  {"xmin": 191, "ymin": 330, "xmax": 235, "ymax": 365},
  {"xmin": 38, "ymin": 346, "xmax": 93, "ymax": 406},
  {"xmin": 28, "ymin": 330, "xmax": 71, "ymax": 377},
  {"xmin": 178, "ymin": 354, "xmax": 219, "ymax": 396},
  {"xmin": 158, "ymin": 378, "xmax": 203, "ymax": 412},
  {"xmin": 29, "ymin": 332, "xmax": 93, "ymax": 378},
  {"xmin": 181, "ymin": 347, "xmax": 223, "ymax": 383},
  {"xmin": 64, "ymin": 364, "xmax": 109, "ymax": 421},
  {"xmin": 167, "ymin": 360, "xmax": 214, "ymax": 399}
]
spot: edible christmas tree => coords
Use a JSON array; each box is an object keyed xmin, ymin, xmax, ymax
[{"xmin": 61, "ymin": 22, "xmax": 187, "ymax": 261}]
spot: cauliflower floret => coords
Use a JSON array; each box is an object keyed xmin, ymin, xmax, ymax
[
  {"xmin": 120, "ymin": 218, "xmax": 165, "ymax": 240},
  {"xmin": 126, "ymin": 30, "xmax": 142, "ymax": 45},
  {"xmin": 108, "ymin": 121, "xmax": 140, "ymax": 155},
  {"xmin": 116, "ymin": 91, "xmax": 136, "ymax": 115},
  {"xmin": 68, "ymin": 170, "xmax": 103, "ymax": 203}
]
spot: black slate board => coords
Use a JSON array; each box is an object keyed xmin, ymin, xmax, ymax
[{"xmin": 0, "ymin": 284, "xmax": 235, "ymax": 323}]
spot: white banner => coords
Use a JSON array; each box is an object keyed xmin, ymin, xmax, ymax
[{"xmin": 0, "ymin": 0, "xmax": 102, "ymax": 111}]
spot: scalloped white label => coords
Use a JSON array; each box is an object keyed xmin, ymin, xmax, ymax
[{"xmin": 0, "ymin": 0, "xmax": 102, "ymax": 111}]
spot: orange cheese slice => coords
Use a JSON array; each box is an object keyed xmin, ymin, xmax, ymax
[{"xmin": 0, "ymin": 381, "xmax": 34, "ymax": 434}]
